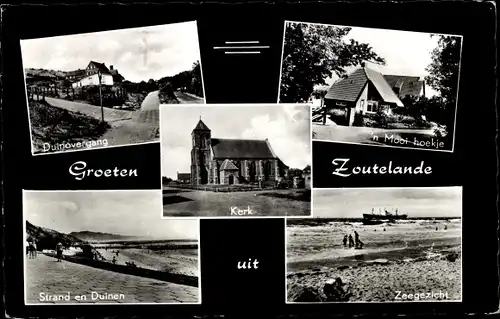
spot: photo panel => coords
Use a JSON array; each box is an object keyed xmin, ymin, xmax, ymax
[
  {"xmin": 160, "ymin": 103, "xmax": 312, "ymax": 218},
  {"xmin": 278, "ymin": 21, "xmax": 463, "ymax": 153},
  {"xmin": 21, "ymin": 20, "xmax": 206, "ymax": 156},
  {"xmin": 23, "ymin": 190, "xmax": 201, "ymax": 305},
  {"xmin": 286, "ymin": 186, "xmax": 462, "ymax": 303}
]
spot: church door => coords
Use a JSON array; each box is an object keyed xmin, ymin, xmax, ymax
[
  {"xmin": 249, "ymin": 161, "xmax": 256, "ymax": 182},
  {"xmin": 228, "ymin": 175, "xmax": 234, "ymax": 185},
  {"xmin": 264, "ymin": 161, "xmax": 271, "ymax": 181},
  {"xmin": 200, "ymin": 167, "xmax": 208, "ymax": 185}
]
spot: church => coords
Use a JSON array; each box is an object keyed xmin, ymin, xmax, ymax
[{"xmin": 190, "ymin": 118, "xmax": 289, "ymax": 186}]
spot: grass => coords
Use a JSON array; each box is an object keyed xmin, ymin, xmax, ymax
[
  {"xmin": 163, "ymin": 187, "xmax": 311, "ymax": 217},
  {"xmin": 29, "ymin": 100, "xmax": 110, "ymax": 153},
  {"xmin": 258, "ymin": 189, "xmax": 311, "ymax": 202}
]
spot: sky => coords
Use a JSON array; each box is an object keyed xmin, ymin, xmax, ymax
[
  {"xmin": 20, "ymin": 21, "xmax": 201, "ymax": 83},
  {"xmin": 294, "ymin": 22, "xmax": 462, "ymax": 97},
  {"xmin": 161, "ymin": 104, "xmax": 311, "ymax": 179},
  {"xmin": 313, "ymin": 187, "xmax": 462, "ymax": 218},
  {"xmin": 23, "ymin": 191, "xmax": 198, "ymax": 239}
]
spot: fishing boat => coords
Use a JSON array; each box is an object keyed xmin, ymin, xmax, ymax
[{"xmin": 363, "ymin": 208, "xmax": 407, "ymax": 225}]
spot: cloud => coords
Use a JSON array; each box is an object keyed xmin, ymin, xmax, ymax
[
  {"xmin": 20, "ymin": 21, "xmax": 201, "ymax": 83},
  {"xmin": 161, "ymin": 104, "xmax": 311, "ymax": 179},
  {"xmin": 23, "ymin": 191, "xmax": 198, "ymax": 239},
  {"xmin": 313, "ymin": 187, "xmax": 462, "ymax": 218}
]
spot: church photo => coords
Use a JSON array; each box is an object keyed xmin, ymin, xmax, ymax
[{"xmin": 161, "ymin": 104, "xmax": 312, "ymax": 217}]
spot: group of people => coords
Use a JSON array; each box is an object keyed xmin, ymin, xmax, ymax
[
  {"xmin": 342, "ymin": 230, "xmax": 364, "ymax": 249},
  {"xmin": 26, "ymin": 240, "xmax": 37, "ymax": 258}
]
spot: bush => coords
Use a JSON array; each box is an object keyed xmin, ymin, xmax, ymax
[{"xmin": 352, "ymin": 112, "xmax": 364, "ymax": 126}]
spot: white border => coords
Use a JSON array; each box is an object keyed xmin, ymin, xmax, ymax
[
  {"xmin": 276, "ymin": 20, "xmax": 464, "ymax": 154},
  {"xmin": 22, "ymin": 20, "xmax": 206, "ymax": 157},
  {"xmin": 159, "ymin": 103, "xmax": 313, "ymax": 219},
  {"xmin": 284, "ymin": 186, "xmax": 463, "ymax": 304},
  {"xmin": 22, "ymin": 189, "xmax": 202, "ymax": 306}
]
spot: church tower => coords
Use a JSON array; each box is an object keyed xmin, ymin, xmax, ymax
[{"xmin": 191, "ymin": 117, "xmax": 212, "ymax": 186}]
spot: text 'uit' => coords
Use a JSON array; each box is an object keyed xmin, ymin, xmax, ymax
[{"xmin": 237, "ymin": 258, "xmax": 259, "ymax": 270}]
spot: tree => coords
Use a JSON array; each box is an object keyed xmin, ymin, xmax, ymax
[
  {"xmin": 190, "ymin": 60, "xmax": 203, "ymax": 97},
  {"xmin": 280, "ymin": 22, "xmax": 386, "ymax": 103},
  {"xmin": 311, "ymin": 88, "xmax": 329, "ymax": 100},
  {"xmin": 425, "ymin": 35, "xmax": 462, "ymax": 105},
  {"xmin": 425, "ymin": 35, "xmax": 462, "ymax": 141}
]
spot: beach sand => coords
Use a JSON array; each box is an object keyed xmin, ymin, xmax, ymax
[
  {"xmin": 286, "ymin": 219, "xmax": 462, "ymax": 302},
  {"xmin": 96, "ymin": 248, "xmax": 199, "ymax": 277}
]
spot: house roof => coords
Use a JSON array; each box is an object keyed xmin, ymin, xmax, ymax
[
  {"xmin": 220, "ymin": 159, "xmax": 238, "ymax": 171},
  {"xmin": 177, "ymin": 173, "xmax": 191, "ymax": 180},
  {"xmin": 325, "ymin": 68, "xmax": 367, "ymax": 102},
  {"xmin": 364, "ymin": 68, "xmax": 404, "ymax": 107},
  {"xmin": 193, "ymin": 119, "xmax": 210, "ymax": 131},
  {"xmin": 325, "ymin": 67, "xmax": 404, "ymax": 107},
  {"xmin": 383, "ymin": 75, "xmax": 424, "ymax": 98},
  {"xmin": 211, "ymin": 138, "xmax": 277, "ymax": 159},
  {"xmin": 88, "ymin": 61, "xmax": 111, "ymax": 74}
]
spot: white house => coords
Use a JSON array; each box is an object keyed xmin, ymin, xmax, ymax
[
  {"xmin": 72, "ymin": 73, "xmax": 114, "ymax": 88},
  {"xmin": 70, "ymin": 61, "xmax": 119, "ymax": 88}
]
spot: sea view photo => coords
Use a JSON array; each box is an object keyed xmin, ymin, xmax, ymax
[{"xmin": 286, "ymin": 186, "xmax": 462, "ymax": 303}]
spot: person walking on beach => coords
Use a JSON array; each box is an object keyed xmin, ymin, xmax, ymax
[
  {"xmin": 348, "ymin": 234, "xmax": 354, "ymax": 248},
  {"xmin": 27, "ymin": 241, "xmax": 35, "ymax": 259},
  {"xmin": 56, "ymin": 242, "xmax": 63, "ymax": 262},
  {"xmin": 342, "ymin": 235, "xmax": 348, "ymax": 248},
  {"xmin": 354, "ymin": 231, "xmax": 360, "ymax": 248},
  {"xmin": 32, "ymin": 240, "xmax": 37, "ymax": 258},
  {"xmin": 112, "ymin": 256, "xmax": 117, "ymax": 264}
]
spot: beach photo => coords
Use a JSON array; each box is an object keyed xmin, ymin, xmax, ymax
[
  {"xmin": 161, "ymin": 104, "xmax": 312, "ymax": 217},
  {"xmin": 21, "ymin": 21, "xmax": 205, "ymax": 155},
  {"xmin": 23, "ymin": 190, "xmax": 200, "ymax": 305},
  {"xmin": 278, "ymin": 21, "xmax": 462, "ymax": 152},
  {"xmin": 286, "ymin": 187, "xmax": 462, "ymax": 303}
]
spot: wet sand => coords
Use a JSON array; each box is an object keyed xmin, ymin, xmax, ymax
[{"xmin": 286, "ymin": 219, "xmax": 462, "ymax": 302}]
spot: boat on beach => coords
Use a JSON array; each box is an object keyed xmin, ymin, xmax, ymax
[{"xmin": 363, "ymin": 208, "xmax": 407, "ymax": 225}]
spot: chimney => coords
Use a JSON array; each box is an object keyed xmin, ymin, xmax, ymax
[{"xmin": 110, "ymin": 65, "xmax": 114, "ymax": 71}]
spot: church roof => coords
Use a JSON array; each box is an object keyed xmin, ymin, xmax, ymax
[
  {"xmin": 211, "ymin": 138, "xmax": 277, "ymax": 159},
  {"xmin": 193, "ymin": 119, "xmax": 210, "ymax": 131},
  {"xmin": 220, "ymin": 159, "xmax": 238, "ymax": 171}
]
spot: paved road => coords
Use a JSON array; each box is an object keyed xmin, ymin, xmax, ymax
[
  {"xmin": 39, "ymin": 96, "xmax": 159, "ymax": 148},
  {"xmin": 140, "ymin": 91, "xmax": 160, "ymax": 111},
  {"xmin": 44, "ymin": 97, "xmax": 132, "ymax": 123},
  {"xmin": 173, "ymin": 91, "xmax": 205, "ymax": 104},
  {"xmin": 25, "ymin": 254, "xmax": 199, "ymax": 304}
]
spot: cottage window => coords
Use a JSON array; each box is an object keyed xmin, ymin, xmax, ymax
[{"xmin": 367, "ymin": 101, "xmax": 378, "ymax": 113}]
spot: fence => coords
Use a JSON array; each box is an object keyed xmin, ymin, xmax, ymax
[
  {"xmin": 166, "ymin": 183, "xmax": 275, "ymax": 193},
  {"xmin": 26, "ymin": 85, "xmax": 128, "ymax": 107},
  {"xmin": 26, "ymin": 86, "xmax": 60, "ymax": 101}
]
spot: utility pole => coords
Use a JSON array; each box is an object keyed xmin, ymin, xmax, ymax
[{"xmin": 98, "ymin": 70, "xmax": 104, "ymax": 124}]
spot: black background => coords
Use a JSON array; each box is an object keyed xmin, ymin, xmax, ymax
[{"xmin": 2, "ymin": 1, "xmax": 498, "ymax": 318}]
